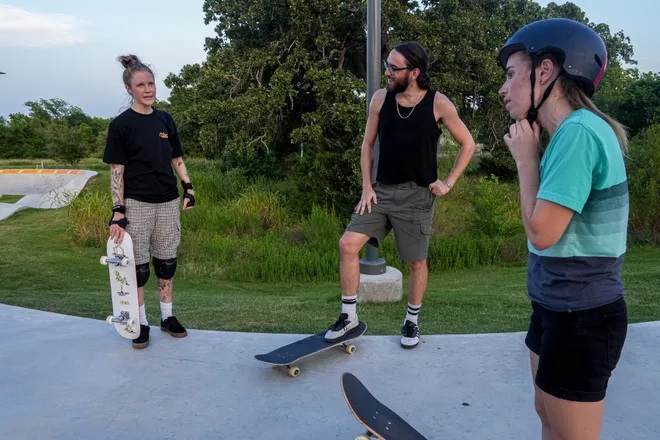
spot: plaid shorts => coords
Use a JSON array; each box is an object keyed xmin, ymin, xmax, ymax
[{"xmin": 125, "ymin": 198, "xmax": 181, "ymax": 265}]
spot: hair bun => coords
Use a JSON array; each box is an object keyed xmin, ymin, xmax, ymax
[{"xmin": 117, "ymin": 54, "xmax": 140, "ymax": 69}]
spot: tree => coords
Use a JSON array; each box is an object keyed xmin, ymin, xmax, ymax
[
  {"xmin": 164, "ymin": 0, "xmax": 640, "ymax": 211},
  {"xmin": 627, "ymin": 123, "xmax": 660, "ymax": 243},
  {"xmin": 616, "ymin": 73, "xmax": 660, "ymax": 137},
  {"xmin": 2, "ymin": 113, "xmax": 46, "ymax": 158},
  {"xmin": 24, "ymin": 98, "xmax": 84, "ymax": 123},
  {"xmin": 45, "ymin": 122, "xmax": 95, "ymax": 166},
  {"xmin": 0, "ymin": 117, "xmax": 8, "ymax": 157},
  {"xmin": 165, "ymin": 0, "xmax": 413, "ymax": 212}
]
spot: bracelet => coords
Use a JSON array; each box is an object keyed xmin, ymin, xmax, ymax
[
  {"xmin": 111, "ymin": 204, "xmax": 126, "ymax": 214},
  {"xmin": 444, "ymin": 180, "xmax": 453, "ymax": 189},
  {"xmin": 181, "ymin": 181, "xmax": 193, "ymax": 191}
]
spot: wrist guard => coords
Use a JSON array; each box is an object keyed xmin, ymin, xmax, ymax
[
  {"xmin": 182, "ymin": 181, "xmax": 195, "ymax": 207},
  {"xmin": 108, "ymin": 217, "xmax": 129, "ymax": 229},
  {"xmin": 183, "ymin": 191, "xmax": 196, "ymax": 207}
]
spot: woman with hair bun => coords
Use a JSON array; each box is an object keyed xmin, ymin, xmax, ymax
[{"xmin": 103, "ymin": 55, "xmax": 195, "ymax": 349}]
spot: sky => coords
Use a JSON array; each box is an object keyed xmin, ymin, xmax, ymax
[{"xmin": 0, "ymin": 0, "xmax": 658, "ymax": 119}]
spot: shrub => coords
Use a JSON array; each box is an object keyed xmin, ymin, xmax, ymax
[
  {"xmin": 627, "ymin": 123, "xmax": 660, "ymax": 244},
  {"xmin": 470, "ymin": 175, "xmax": 522, "ymax": 237}
]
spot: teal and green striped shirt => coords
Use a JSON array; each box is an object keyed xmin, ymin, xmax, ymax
[{"xmin": 527, "ymin": 109, "xmax": 629, "ymax": 311}]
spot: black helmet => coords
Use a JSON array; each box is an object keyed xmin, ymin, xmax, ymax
[{"xmin": 498, "ymin": 18, "xmax": 607, "ymax": 97}]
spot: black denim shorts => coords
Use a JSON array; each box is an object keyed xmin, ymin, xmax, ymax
[{"xmin": 525, "ymin": 296, "xmax": 628, "ymax": 402}]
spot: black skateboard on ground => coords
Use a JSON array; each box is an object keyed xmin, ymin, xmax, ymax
[
  {"xmin": 255, "ymin": 322, "xmax": 367, "ymax": 377},
  {"xmin": 340, "ymin": 372, "xmax": 428, "ymax": 440}
]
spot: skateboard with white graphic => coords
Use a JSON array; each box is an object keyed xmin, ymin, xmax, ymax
[{"xmin": 101, "ymin": 232, "xmax": 140, "ymax": 340}]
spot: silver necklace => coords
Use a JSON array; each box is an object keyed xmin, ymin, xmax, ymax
[{"xmin": 396, "ymin": 90, "xmax": 424, "ymax": 120}]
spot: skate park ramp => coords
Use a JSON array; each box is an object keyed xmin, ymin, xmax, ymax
[
  {"xmin": 1, "ymin": 303, "xmax": 659, "ymax": 439},
  {"xmin": 0, "ymin": 169, "xmax": 98, "ymax": 221}
]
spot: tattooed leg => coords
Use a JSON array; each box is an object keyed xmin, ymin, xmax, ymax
[{"xmin": 157, "ymin": 278, "xmax": 173, "ymax": 303}]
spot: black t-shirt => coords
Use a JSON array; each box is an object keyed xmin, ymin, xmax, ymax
[{"xmin": 103, "ymin": 108, "xmax": 184, "ymax": 203}]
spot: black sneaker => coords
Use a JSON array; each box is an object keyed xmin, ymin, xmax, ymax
[
  {"xmin": 132, "ymin": 325, "xmax": 150, "ymax": 349},
  {"xmin": 400, "ymin": 320, "xmax": 420, "ymax": 349},
  {"xmin": 324, "ymin": 313, "xmax": 359, "ymax": 342},
  {"xmin": 160, "ymin": 316, "xmax": 188, "ymax": 338}
]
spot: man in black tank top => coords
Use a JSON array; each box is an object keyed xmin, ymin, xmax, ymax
[{"xmin": 325, "ymin": 42, "xmax": 476, "ymax": 348}]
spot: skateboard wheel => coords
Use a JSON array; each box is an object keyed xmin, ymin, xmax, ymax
[
  {"xmin": 288, "ymin": 367, "xmax": 300, "ymax": 378},
  {"xmin": 345, "ymin": 344, "xmax": 356, "ymax": 354},
  {"xmin": 127, "ymin": 318, "xmax": 136, "ymax": 326},
  {"xmin": 105, "ymin": 316, "xmax": 113, "ymax": 324},
  {"xmin": 119, "ymin": 257, "xmax": 130, "ymax": 267},
  {"xmin": 100, "ymin": 256, "xmax": 108, "ymax": 265},
  {"xmin": 356, "ymin": 435, "xmax": 371, "ymax": 440}
]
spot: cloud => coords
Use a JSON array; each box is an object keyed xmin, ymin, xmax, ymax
[{"xmin": 0, "ymin": 5, "xmax": 85, "ymax": 47}]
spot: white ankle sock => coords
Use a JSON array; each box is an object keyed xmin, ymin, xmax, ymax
[
  {"xmin": 160, "ymin": 301, "xmax": 172, "ymax": 320},
  {"xmin": 139, "ymin": 304, "xmax": 148, "ymax": 326},
  {"xmin": 341, "ymin": 294, "xmax": 358, "ymax": 321},
  {"xmin": 405, "ymin": 302, "xmax": 421, "ymax": 325}
]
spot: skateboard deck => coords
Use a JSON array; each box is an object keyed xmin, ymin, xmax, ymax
[
  {"xmin": 255, "ymin": 321, "xmax": 367, "ymax": 377},
  {"xmin": 341, "ymin": 372, "xmax": 427, "ymax": 440},
  {"xmin": 101, "ymin": 232, "xmax": 140, "ymax": 340}
]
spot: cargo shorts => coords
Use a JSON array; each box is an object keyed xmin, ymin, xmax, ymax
[{"xmin": 346, "ymin": 182, "xmax": 435, "ymax": 262}]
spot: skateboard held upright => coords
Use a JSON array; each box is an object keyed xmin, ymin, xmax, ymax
[
  {"xmin": 341, "ymin": 372, "xmax": 427, "ymax": 440},
  {"xmin": 255, "ymin": 322, "xmax": 367, "ymax": 377},
  {"xmin": 101, "ymin": 232, "xmax": 140, "ymax": 340}
]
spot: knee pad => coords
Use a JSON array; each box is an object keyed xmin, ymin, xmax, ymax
[
  {"xmin": 135, "ymin": 263, "xmax": 150, "ymax": 288},
  {"xmin": 153, "ymin": 257, "xmax": 177, "ymax": 280}
]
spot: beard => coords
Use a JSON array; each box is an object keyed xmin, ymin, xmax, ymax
[{"xmin": 386, "ymin": 75, "xmax": 410, "ymax": 93}]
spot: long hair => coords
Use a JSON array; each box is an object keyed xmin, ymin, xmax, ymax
[
  {"xmin": 561, "ymin": 77, "xmax": 629, "ymax": 153},
  {"xmin": 393, "ymin": 41, "xmax": 431, "ymax": 89}
]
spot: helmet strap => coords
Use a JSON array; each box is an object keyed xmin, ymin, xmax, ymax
[{"xmin": 527, "ymin": 58, "xmax": 563, "ymax": 124}]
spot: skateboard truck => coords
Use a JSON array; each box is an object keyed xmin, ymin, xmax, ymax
[
  {"xmin": 270, "ymin": 342, "xmax": 357, "ymax": 377},
  {"xmin": 105, "ymin": 311, "xmax": 135, "ymax": 325},
  {"xmin": 100, "ymin": 254, "xmax": 130, "ymax": 267}
]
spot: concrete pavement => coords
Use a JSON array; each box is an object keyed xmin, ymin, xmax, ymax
[{"xmin": 1, "ymin": 303, "xmax": 658, "ymax": 439}]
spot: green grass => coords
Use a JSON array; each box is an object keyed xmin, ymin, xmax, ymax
[
  {"xmin": 0, "ymin": 204, "xmax": 659, "ymax": 335},
  {"xmin": 0, "ymin": 194, "xmax": 23, "ymax": 203}
]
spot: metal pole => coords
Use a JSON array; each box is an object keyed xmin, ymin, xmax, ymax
[{"xmin": 360, "ymin": 0, "xmax": 386, "ymax": 275}]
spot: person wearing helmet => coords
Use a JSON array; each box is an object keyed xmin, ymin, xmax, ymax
[{"xmin": 498, "ymin": 18, "xmax": 629, "ymax": 439}]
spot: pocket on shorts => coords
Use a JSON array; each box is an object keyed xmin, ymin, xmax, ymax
[
  {"xmin": 421, "ymin": 223, "xmax": 432, "ymax": 235},
  {"xmin": 605, "ymin": 298, "xmax": 628, "ymax": 369}
]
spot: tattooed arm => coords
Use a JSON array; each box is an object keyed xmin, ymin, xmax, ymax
[
  {"xmin": 109, "ymin": 164, "xmax": 126, "ymax": 243},
  {"xmin": 172, "ymin": 157, "xmax": 194, "ymax": 210},
  {"xmin": 111, "ymin": 164, "xmax": 125, "ymax": 206}
]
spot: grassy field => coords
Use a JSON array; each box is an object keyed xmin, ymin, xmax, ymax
[{"xmin": 1, "ymin": 201, "xmax": 659, "ymax": 335}]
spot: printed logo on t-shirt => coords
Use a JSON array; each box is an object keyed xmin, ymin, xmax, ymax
[{"xmin": 159, "ymin": 132, "xmax": 169, "ymax": 139}]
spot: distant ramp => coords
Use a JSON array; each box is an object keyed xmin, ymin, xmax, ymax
[{"xmin": 0, "ymin": 169, "xmax": 98, "ymax": 221}]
